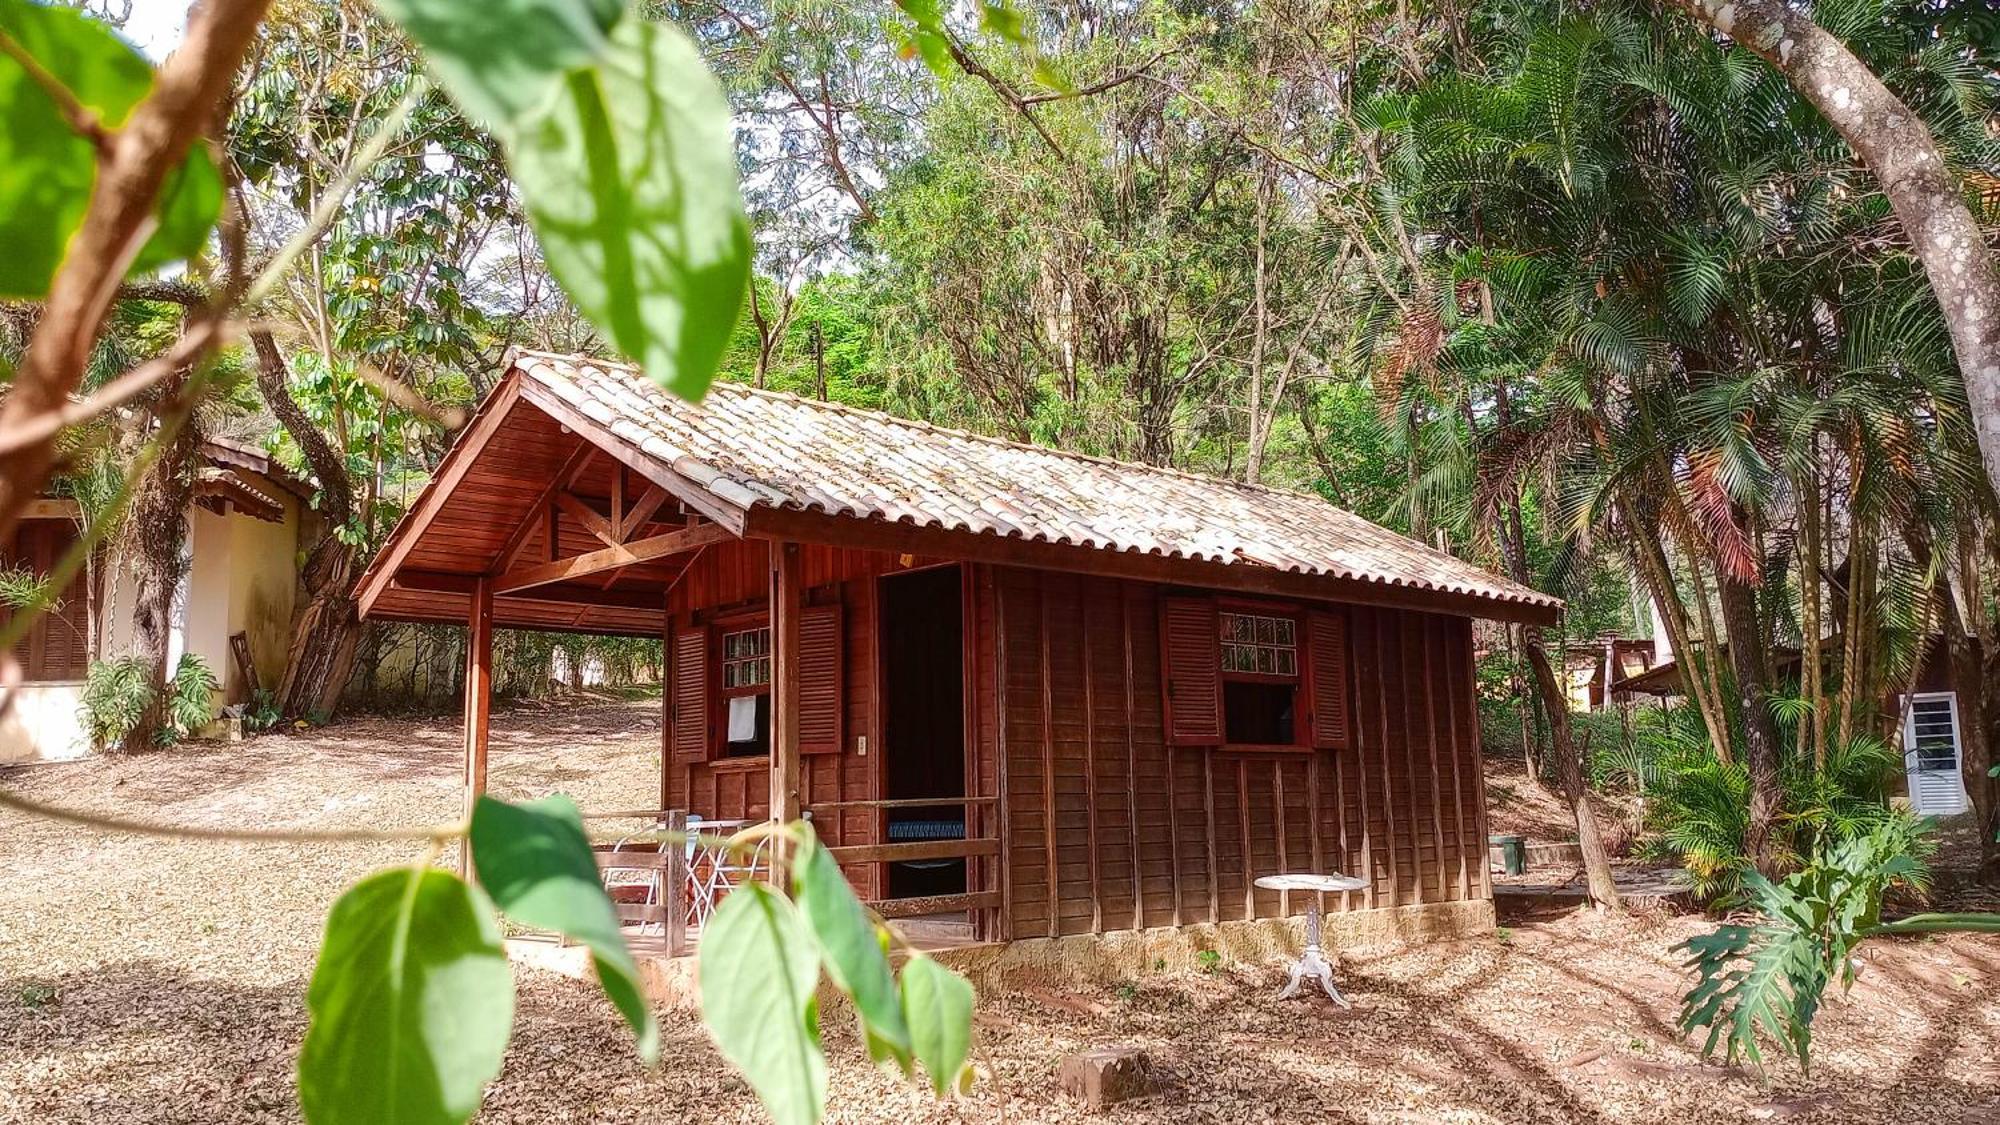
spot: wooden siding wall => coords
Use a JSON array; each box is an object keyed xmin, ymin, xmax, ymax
[
  {"xmin": 662, "ymin": 543, "xmax": 907, "ymax": 900},
  {"xmin": 981, "ymin": 565, "xmax": 1488, "ymax": 940}
]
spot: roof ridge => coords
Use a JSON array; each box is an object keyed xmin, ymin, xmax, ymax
[{"xmin": 512, "ymin": 349, "xmax": 1331, "ymax": 508}]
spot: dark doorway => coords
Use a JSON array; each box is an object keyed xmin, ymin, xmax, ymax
[{"xmin": 878, "ymin": 565, "xmax": 966, "ymax": 900}]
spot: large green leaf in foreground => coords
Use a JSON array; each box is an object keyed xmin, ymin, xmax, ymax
[
  {"xmin": 298, "ymin": 867, "xmax": 514, "ymax": 1125},
  {"xmin": 469, "ymin": 793, "xmax": 658, "ymax": 1063},
  {"xmin": 901, "ymin": 954, "xmax": 976, "ymax": 1096},
  {"xmin": 0, "ymin": 0, "xmax": 221, "ymax": 298},
  {"xmin": 382, "ymin": 0, "xmax": 750, "ymax": 400},
  {"xmin": 699, "ymin": 880, "xmax": 826, "ymax": 1125},
  {"xmin": 792, "ymin": 833, "xmax": 911, "ymax": 1070}
]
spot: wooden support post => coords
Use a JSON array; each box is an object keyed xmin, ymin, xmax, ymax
[
  {"xmin": 460, "ymin": 575, "xmax": 494, "ymax": 875},
  {"xmin": 770, "ymin": 540, "xmax": 803, "ymax": 826},
  {"xmin": 664, "ymin": 808, "xmax": 688, "ymax": 958}
]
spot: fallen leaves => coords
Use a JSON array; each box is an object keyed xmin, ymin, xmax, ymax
[{"xmin": 1, "ymin": 698, "xmax": 1996, "ymax": 1124}]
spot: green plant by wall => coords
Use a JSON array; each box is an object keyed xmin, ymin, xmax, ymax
[
  {"xmin": 78, "ymin": 653, "xmax": 219, "ymax": 750},
  {"xmin": 243, "ymin": 688, "xmax": 281, "ymax": 733},
  {"xmin": 159, "ymin": 654, "xmax": 219, "ymax": 746},
  {"xmin": 79, "ymin": 657, "xmax": 152, "ymax": 751}
]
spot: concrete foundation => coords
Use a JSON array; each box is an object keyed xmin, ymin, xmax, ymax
[
  {"xmin": 941, "ymin": 898, "xmax": 1495, "ymax": 991},
  {"xmin": 517, "ymin": 897, "xmax": 1496, "ymax": 1010}
]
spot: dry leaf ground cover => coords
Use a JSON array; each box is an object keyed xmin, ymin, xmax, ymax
[{"xmin": 2, "ymin": 696, "xmax": 1997, "ymax": 1124}]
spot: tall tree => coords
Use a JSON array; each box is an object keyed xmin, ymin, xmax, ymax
[{"xmin": 1663, "ymin": 0, "xmax": 2000, "ymax": 503}]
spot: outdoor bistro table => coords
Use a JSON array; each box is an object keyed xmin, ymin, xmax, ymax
[{"xmin": 1255, "ymin": 872, "xmax": 1368, "ymax": 1006}]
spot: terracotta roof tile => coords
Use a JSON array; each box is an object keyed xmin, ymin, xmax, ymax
[{"xmin": 511, "ymin": 351, "xmax": 1561, "ymax": 615}]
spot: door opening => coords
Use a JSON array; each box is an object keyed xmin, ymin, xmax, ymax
[{"xmin": 878, "ymin": 565, "xmax": 967, "ymax": 901}]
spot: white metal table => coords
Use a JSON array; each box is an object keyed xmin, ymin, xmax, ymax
[{"xmin": 1255, "ymin": 872, "xmax": 1368, "ymax": 1006}]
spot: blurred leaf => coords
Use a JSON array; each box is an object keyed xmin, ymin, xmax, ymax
[
  {"xmin": 298, "ymin": 867, "xmax": 513, "ymax": 1125},
  {"xmin": 791, "ymin": 829, "xmax": 911, "ymax": 1070},
  {"xmin": 0, "ymin": 0, "xmax": 221, "ymax": 298},
  {"xmin": 383, "ymin": 0, "xmax": 749, "ymax": 399},
  {"xmin": 469, "ymin": 794, "xmax": 658, "ymax": 1063},
  {"xmin": 369, "ymin": 0, "xmax": 618, "ymax": 130},
  {"xmin": 699, "ymin": 880, "xmax": 826, "ymax": 1125},
  {"xmin": 901, "ymin": 955, "xmax": 975, "ymax": 1096}
]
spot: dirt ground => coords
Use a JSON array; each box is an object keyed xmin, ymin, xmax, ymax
[{"xmin": 2, "ymin": 697, "xmax": 1997, "ymax": 1124}]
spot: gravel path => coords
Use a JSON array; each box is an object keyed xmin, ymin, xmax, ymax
[{"xmin": 2, "ymin": 697, "xmax": 1996, "ymax": 1123}]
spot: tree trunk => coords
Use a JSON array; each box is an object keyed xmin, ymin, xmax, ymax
[
  {"xmin": 1525, "ymin": 639, "xmax": 1622, "ymax": 910},
  {"xmin": 123, "ymin": 373, "xmax": 202, "ymax": 749},
  {"xmin": 1664, "ymin": 0, "xmax": 2000, "ymax": 502},
  {"xmin": 1622, "ymin": 496, "xmax": 1734, "ymax": 752},
  {"xmin": 1716, "ymin": 569, "xmax": 1782, "ymax": 875},
  {"xmin": 252, "ymin": 332, "xmax": 363, "ymax": 719},
  {"xmin": 1939, "ymin": 560, "xmax": 1997, "ymax": 882},
  {"xmin": 1798, "ymin": 459, "xmax": 1826, "ymax": 768}
]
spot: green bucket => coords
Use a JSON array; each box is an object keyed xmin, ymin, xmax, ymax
[{"xmin": 1489, "ymin": 834, "xmax": 1526, "ymax": 876}]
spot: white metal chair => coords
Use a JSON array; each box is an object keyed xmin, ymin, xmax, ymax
[
  {"xmin": 603, "ymin": 828, "xmax": 666, "ymax": 936},
  {"xmin": 691, "ymin": 824, "xmax": 770, "ymax": 929}
]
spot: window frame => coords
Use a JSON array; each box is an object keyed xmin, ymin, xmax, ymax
[
  {"xmin": 1215, "ymin": 598, "xmax": 1310, "ymax": 752},
  {"xmin": 1901, "ymin": 691, "xmax": 1962, "ymax": 773},
  {"xmin": 713, "ymin": 611, "xmax": 772, "ymax": 760}
]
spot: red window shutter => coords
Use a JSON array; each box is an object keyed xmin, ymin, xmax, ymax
[
  {"xmin": 669, "ymin": 626, "xmax": 711, "ymax": 763},
  {"xmin": 1160, "ymin": 595, "xmax": 1223, "ymax": 746},
  {"xmin": 7, "ymin": 522, "xmax": 89, "ymax": 682},
  {"xmin": 43, "ymin": 564, "xmax": 91, "ymax": 680},
  {"xmin": 798, "ymin": 603, "xmax": 843, "ymax": 755},
  {"xmin": 1306, "ymin": 609, "xmax": 1351, "ymax": 750}
]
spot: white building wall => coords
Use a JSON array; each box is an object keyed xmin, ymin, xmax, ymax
[{"xmin": 0, "ymin": 684, "xmax": 90, "ymax": 762}]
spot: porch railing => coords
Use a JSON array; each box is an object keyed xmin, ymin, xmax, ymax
[
  {"xmin": 579, "ymin": 798, "xmax": 1002, "ymax": 956},
  {"xmin": 590, "ymin": 808, "xmax": 688, "ymax": 957},
  {"xmin": 807, "ymin": 795, "xmax": 1002, "ymax": 928}
]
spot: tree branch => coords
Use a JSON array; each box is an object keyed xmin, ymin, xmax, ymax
[{"xmin": 0, "ymin": 0, "xmax": 273, "ymax": 548}]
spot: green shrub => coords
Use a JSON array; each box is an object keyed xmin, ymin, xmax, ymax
[
  {"xmin": 80, "ymin": 657, "xmax": 153, "ymax": 751},
  {"xmin": 79, "ymin": 653, "xmax": 220, "ymax": 750},
  {"xmin": 244, "ymin": 687, "xmax": 282, "ymax": 733},
  {"xmin": 1642, "ymin": 702, "xmax": 1907, "ymax": 901},
  {"xmin": 159, "ymin": 654, "xmax": 219, "ymax": 746}
]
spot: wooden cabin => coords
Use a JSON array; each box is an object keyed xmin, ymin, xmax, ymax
[{"xmin": 356, "ymin": 352, "xmax": 1561, "ymax": 952}]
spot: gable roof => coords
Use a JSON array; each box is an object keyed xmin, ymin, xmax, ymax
[{"xmin": 487, "ymin": 351, "xmax": 1557, "ymax": 620}]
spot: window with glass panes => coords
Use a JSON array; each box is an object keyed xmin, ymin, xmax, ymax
[
  {"xmin": 1219, "ymin": 610, "xmax": 1300, "ymax": 745},
  {"xmin": 719, "ymin": 625, "xmax": 771, "ymax": 756}
]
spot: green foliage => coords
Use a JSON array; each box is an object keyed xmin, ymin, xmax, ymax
[
  {"xmin": 298, "ymin": 866, "xmax": 514, "ymax": 1125},
  {"xmin": 82, "ymin": 654, "xmax": 219, "ymax": 750},
  {"xmin": 0, "ymin": 0, "xmax": 220, "ymax": 298},
  {"xmin": 160, "ymin": 654, "xmax": 219, "ymax": 746},
  {"xmin": 901, "ymin": 955, "xmax": 976, "ymax": 1096},
  {"xmin": 244, "ymin": 688, "xmax": 282, "ymax": 733},
  {"xmin": 1641, "ymin": 705, "xmax": 1907, "ymax": 899},
  {"xmin": 300, "ymin": 793, "xmax": 679, "ymax": 1125},
  {"xmin": 467, "ymin": 794, "xmax": 657, "ymax": 1062},
  {"xmin": 0, "ymin": 564, "xmax": 50, "ymax": 610},
  {"xmin": 699, "ymin": 879, "xmax": 827, "ymax": 1125},
  {"xmin": 79, "ymin": 657, "xmax": 151, "ymax": 751},
  {"xmin": 380, "ymin": 0, "xmax": 751, "ymax": 399},
  {"xmin": 696, "ymin": 824, "xmax": 980, "ymax": 1122},
  {"xmin": 1676, "ymin": 820, "xmax": 2000, "ymax": 1073},
  {"xmin": 792, "ymin": 830, "xmax": 911, "ymax": 1070}
]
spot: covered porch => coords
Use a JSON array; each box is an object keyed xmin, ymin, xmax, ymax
[{"xmin": 354, "ymin": 367, "xmax": 1003, "ymax": 957}]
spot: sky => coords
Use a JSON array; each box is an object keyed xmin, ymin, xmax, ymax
[{"xmin": 121, "ymin": 0, "xmax": 186, "ymax": 60}]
